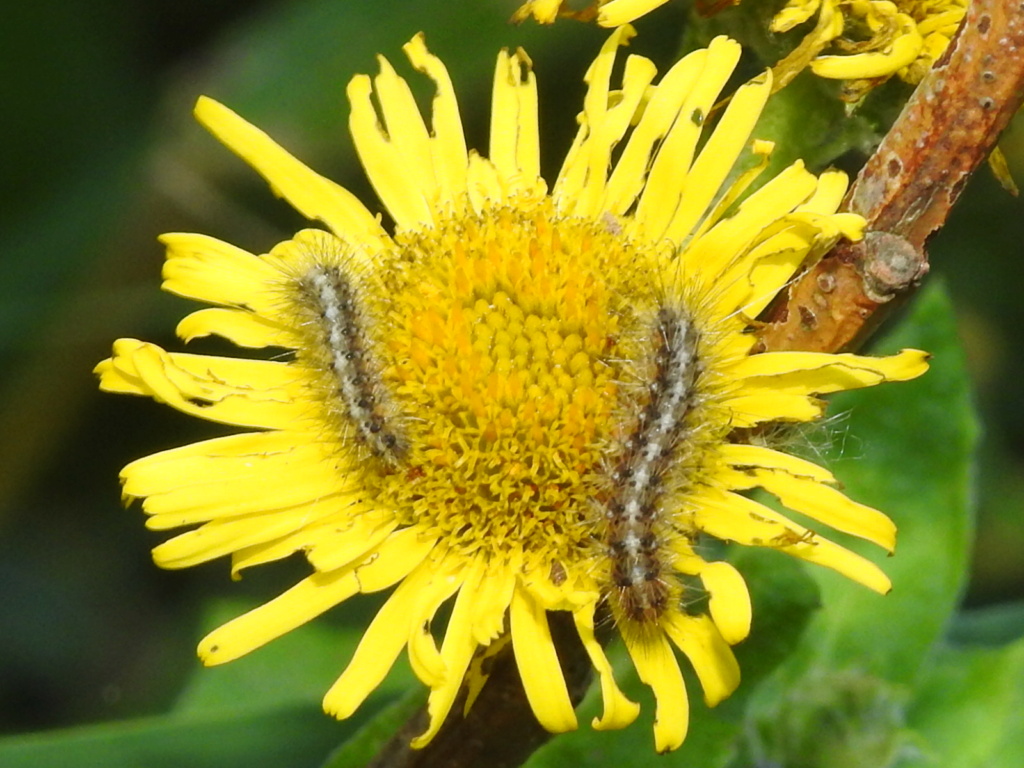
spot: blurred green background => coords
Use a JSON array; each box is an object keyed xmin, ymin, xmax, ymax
[{"xmin": 1, "ymin": 0, "xmax": 1022, "ymax": 761}]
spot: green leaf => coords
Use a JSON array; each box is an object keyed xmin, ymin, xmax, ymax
[
  {"xmin": 0, "ymin": 704, "xmax": 345, "ymax": 768},
  {"xmin": 739, "ymin": 280, "xmax": 978, "ymax": 766},
  {"xmin": 752, "ymin": 281, "xmax": 977, "ymax": 685},
  {"xmin": 523, "ymin": 653, "xmax": 741, "ymax": 768},
  {"xmin": 320, "ymin": 690, "xmax": 425, "ymax": 768},
  {"xmin": 905, "ymin": 637, "xmax": 1024, "ymax": 768},
  {"xmin": 948, "ymin": 601, "xmax": 1024, "ymax": 648},
  {"xmin": 175, "ymin": 597, "xmax": 411, "ymax": 714},
  {"xmin": 747, "ymin": 72, "xmax": 880, "ymax": 177},
  {"xmin": 805, "ymin": 281, "xmax": 977, "ymax": 680},
  {"xmin": 0, "ymin": 597, "xmax": 411, "ymax": 768},
  {"xmin": 726, "ymin": 547, "xmax": 822, "ymax": 690}
]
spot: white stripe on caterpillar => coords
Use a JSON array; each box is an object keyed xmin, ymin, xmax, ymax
[
  {"xmin": 296, "ymin": 264, "xmax": 405, "ymax": 463},
  {"xmin": 606, "ymin": 306, "xmax": 700, "ymax": 624}
]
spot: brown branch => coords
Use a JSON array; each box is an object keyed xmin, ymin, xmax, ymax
[
  {"xmin": 756, "ymin": 0, "xmax": 1024, "ymax": 354},
  {"xmin": 367, "ymin": 613, "xmax": 594, "ymax": 768}
]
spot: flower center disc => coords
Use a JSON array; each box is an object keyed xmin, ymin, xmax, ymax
[{"xmin": 361, "ymin": 202, "xmax": 665, "ymax": 564}]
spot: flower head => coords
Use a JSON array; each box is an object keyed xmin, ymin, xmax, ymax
[
  {"xmin": 772, "ymin": 0, "xmax": 967, "ymax": 99},
  {"xmin": 97, "ymin": 29, "xmax": 928, "ymax": 752},
  {"xmin": 516, "ymin": 0, "xmax": 965, "ymax": 101},
  {"xmin": 513, "ymin": 0, "xmax": 670, "ymax": 26}
]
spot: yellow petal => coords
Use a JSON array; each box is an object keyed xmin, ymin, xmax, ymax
[
  {"xmin": 463, "ymin": 635, "xmax": 510, "ymax": 714},
  {"xmin": 598, "ymin": 0, "xmax": 672, "ymax": 27},
  {"xmin": 726, "ymin": 391, "xmax": 826, "ymax": 427},
  {"xmin": 469, "ymin": 556, "xmax": 517, "ymax": 645},
  {"xmin": 411, "ymin": 563, "xmax": 480, "ymax": 748},
  {"xmin": 466, "ymin": 152, "xmax": 505, "ymax": 211},
  {"xmin": 687, "ymin": 139, "xmax": 776, "ymax": 247},
  {"xmin": 220, "ymin": 507, "xmax": 368, "ymax": 569},
  {"xmin": 712, "ymin": 207, "xmax": 864, "ymax": 320},
  {"xmin": 347, "ymin": 72, "xmax": 435, "ymax": 229},
  {"xmin": 573, "ymin": 604, "xmax": 641, "ymax": 730},
  {"xmin": 699, "ymin": 561, "xmax": 752, "ymax": 645},
  {"xmin": 662, "ymin": 66, "xmax": 773, "ymax": 247},
  {"xmin": 668, "ymin": 548, "xmax": 751, "ymax": 645},
  {"xmin": 772, "ymin": 0, "xmax": 824, "ymax": 32},
  {"xmin": 323, "ymin": 554, "xmax": 441, "ymax": 719},
  {"xmin": 718, "ymin": 443, "xmax": 837, "ymax": 484},
  {"xmin": 663, "ymin": 612, "xmax": 741, "ymax": 706},
  {"xmin": 811, "ymin": 13, "xmax": 923, "ymax": 80},
  {"xmin": 194, "ymin": 97, "xmax": 388, "ymax": 255},
  {"xmin": 199, "ymin": 568, "xmax": 360, "ymax": 665},
  {"xmin": 406, "ymin": 556, "xmax": 465, "ymax": 690},
  {"xmin": 510, "ymin": 586, "xmax": 578, "ymax": 733},
  {"xmin": 230, "ymin": 520, "xmax": 356, "ymax": 577},
  {"xmin": 623, "ymin": 630, "xmax": 689, "ymax": 753},
  {"xmin": 511, "ymin": 0, "xmax": 562, "ymax": 24},
  {"xmin": 721, "ymin": 466, "xmax": 897, "ymax": 552},
  {"xmin": 160, "ymin": 233, "xmax": 279, "ymax": 312},
  {"xmin": 719, "ymin": 212, "xmax": 864, "ymax": 319},
  {"xmin": 693, "ymin": 490, "xmax": 892, "ymax": 594},
  {"xmin": 730, "ymin": 348, "xmax": 931, "ymax": 394},
  {"xmin": 306, "ymin": 517, "xmax": 399, "ymax": 572},
  {"xmin": 917, "ymin": 9, "xmax": 966, "ymax": 38},
  {"xmin": 404, "ymin": 33, "xmax": 468, "ymax": 206},
  {"xmin": 634, "ymin": 37, "xmax": 742, "ymax": 243},
  {"xmin": 601, "ymin": 48, "xmax": 709, "ymax": 216},
  {"xmin": 153, "ymin": 508, "xmax": 318, "ymax": 569},
  {"xmin": 770, "ymin": 0, "xmax": 844, "ymax": 91},
  {"xmin": 491, "ymin": 47, "xmax": 541, "ymax": 189},
  {"xmin": 176, "ymin": 308, "xmax": 292, "ymax": 349},
  {"xmin": 376, "ymin": 55, "xmax": 438, "ymax": 201},
  {"xmin": 230, "ymin": 533, "xmax": 309, "ymax": 576},
  {"xmin": 554, "ymin": 26, "xmax": 644, "ymax": 216},
  {"xmin": 123, "ymin": 430, "xmax": 309, "ymax": 495},
  {"xmin": 797, "ymin": 168, "xmax": 849, "ymax": 214},
  {"xmin": 353, "ymin": 526, "xmax": 437, "ymax": 593},
  {"xmin": 563, "ymin": 53, "xmax": 658, "ymax": 218},
  {"xmin": 97, "ymin": 340, "xmax": 306, "ymax": 429},
  {"xmin": 681, "ymin": 160, "xmax": 818, "ymax": 285},
  {"xmin": 128, "ymin": 440, "xmax": 347, "ymax": 521}
]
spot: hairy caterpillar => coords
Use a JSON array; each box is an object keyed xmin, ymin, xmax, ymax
[
  {"xmin": 295, "ymin": 263, "xmax": 405, "ymax": 463},
  {"xmin": 605, "ymin": 305, "xmax": 700, "ymax": 624}
]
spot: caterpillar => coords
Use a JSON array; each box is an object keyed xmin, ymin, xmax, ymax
[
  {"xmin": 295, "ymin": 263, "xmax": 406, "ymax": 464},
  {"xmin": 605, "ymin": 305, "xmax": 701, "ymax": 624}
]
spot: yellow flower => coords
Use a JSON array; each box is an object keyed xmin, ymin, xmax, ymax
[
  {"xmin": 96, "ymin": 28, "xmax": 928, "ymax": 752},
  {"xmin": 772, "ymin": 0, "xmax": 967, "ymax": 97},
  {"xmin": 517, "ymin": 0, "xmax": 964, "ymax": 100},
  {"xmin": 512, "ymin": 0, "xmax": 669, "ymax": 26},
  {"xmin": 512, "ymin": 0, "xmax": 567, "ymax": 23}
]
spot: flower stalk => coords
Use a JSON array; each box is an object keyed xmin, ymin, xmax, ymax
[{"xmin": 365, "ymin": 613, "xmax": 595, "ymax": 768}]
